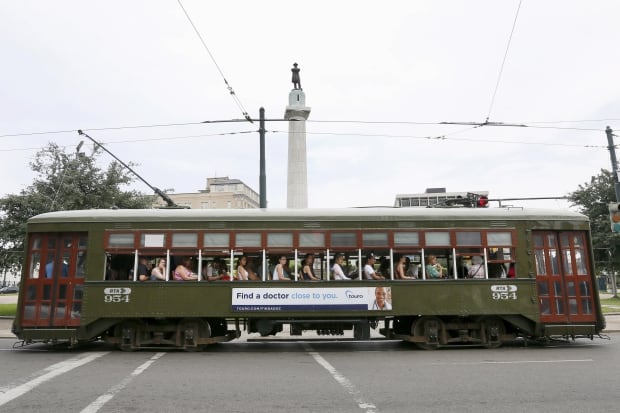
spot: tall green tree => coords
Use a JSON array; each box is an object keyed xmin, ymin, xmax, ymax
[
  {"xmin": 0, "ymin": 143, "xmax": 154, "ymax": 270},
  {"xmin": 569, "ymin": 168, "xmax": 617, "ymax": 266}
]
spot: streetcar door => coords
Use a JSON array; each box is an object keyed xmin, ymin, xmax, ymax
[
  {"xmin": 534, "ymin": 231, "xmax": 596, "ymax": 324},
  {"xmin": 21, "ymin": 233, "xmax": 86, "ymax": 327}
]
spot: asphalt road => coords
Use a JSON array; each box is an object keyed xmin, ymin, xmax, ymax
[{"xmin": 1, "ymin": 334, "xmax": 619, "ymax": 413}]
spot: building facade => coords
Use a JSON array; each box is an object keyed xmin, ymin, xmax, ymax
[
  {"xmin": 153, "ymin": 177, "xmax": 260, "ymax": 209},
  {"xmin": 394, "ymin": 188, "xmax": 489, "ymax": 208}
]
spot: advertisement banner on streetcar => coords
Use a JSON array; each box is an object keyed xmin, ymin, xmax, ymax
[{"xmin": 231, "ymin": 286, "xmax": 392, "ymax": 311}]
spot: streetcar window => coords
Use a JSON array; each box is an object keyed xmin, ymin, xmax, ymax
[
  {"xmin": 456, "ymin": 232, "xmax": 481, "ymax": 246},
  {"xmin": 299, "ymin": 232, "xmax": 325, "ymax": 248},
  {"xmin": 61, "ymin": 252, "xmax": 71, "ymax": 277},
  {"xmin": 549, "ymin": 249, "xmax": 560, "ymax": 275},
  {"xmin": 30, "ymin": 252, "xmax": 41, "ymax": 279},
  {"xmin": 204, "ymin": 233, "xmax": 230, "ymax": 247},
  {"xmin": 141, "ymin": 233, "xmax": 166, "ymax": 248},
  {"xmin": 267, "ymin": 233, "xmax": 293, "ymax": 248},
  {"xmin": 172, "ymin": 233, "xmax": 197, "ymax": 248},
  {"xmin": 538, "ymin": 281, "xmax": 549, "ymax": 295},
  {"xmin": 535, "ymin": 249, "xmax": 547, "ymax": 275},
  {"xmin": 58, "ymin": 284, "xmax": 67, "ymax": 299},
  {"xmin": 362, "ymin": 232, "xmax": 388, "ymax": 247},
  {"xmin": 487, "ymin": 232, "xmax": 512, "ymax": 246},
  {"xmin": 71, "ymin": 300, "xmax": 82, "ymax": 319},
  {"xmin": 109, "ymin": 233, "xmax": 135, "ymax": 248},
  {"xmin": 78, "ymin": 236, "xmax": 88, "ymax": 248},
  {"xmin": 27, "ymin": 285, "xmax": 36, "ymax": 300},
  {"xmin": 581, "ymin": 299, "xmax": 592, "ymax": 314},
  {"xmin": 394, "ymin": 232, "xmax": 419, "ymax": 246},
  {"xmin": 32, "ymin": 236, "xmax": 41, "ymax": 250},
  {"xmin": 539, "ymin": 298, "xmax": 551, "ymax": 315},
  {"xmin": 562, "ymin": 249, "xmax": 574, "ymax": 275},
  {"xmin": 487, "ymin": 247, "xmax": 513, "ymax": 262},
  {"xmin": 105, "ymin": 254, "xmax": 134, "ymax": 280},
  {"xmin": 330, "ymin": 232, "xmax": 357, "ymax": 247},
  {"xmin": 76, "ymin": 251, "xmax": 87, "ymax": 278},
  {"xmin": 533, "ymin": 234, "xmax": 543, "ymax": 247},
  {"xmin": 43, "ymin": 284, "xmax": 52, "ymax": 300},
  {"xmin": 235, "ymin": 233, "xmax": 261, "ymax": 247},
  {"xmin": 424, "ymin": 232, "xmax": 450, "ymax": 246}
]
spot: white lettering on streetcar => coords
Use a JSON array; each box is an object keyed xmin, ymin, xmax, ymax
[
  {"xmin": 104, "ymin": 287, "xmax": 132, "ymax": 303},
  {"xmin": 490, "ymin": 285, "xmax": 517, "ymax": 300}
]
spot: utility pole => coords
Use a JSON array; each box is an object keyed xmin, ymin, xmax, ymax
[
  {"xmin": 605, "ymin": 126, "xmax": 619, "ymax": 298},
  {"xmin": 259, "ymin": 107, "xmax": 267, "ymax": 208},
  {"xmin": 606, "ymin": 126, "xmax": 620, "ymax": 201}
]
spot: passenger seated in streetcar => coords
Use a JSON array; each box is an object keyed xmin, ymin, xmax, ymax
[
  {"xmin": 272, "ymin": 256, "xmax": 291, "ymax": 281},
  {"xmin": 507, "ymin": 262, "xmax": 516, "ymax": 278},
  {"xmin": 377, "ymin": 256, "xmax": 391, "ymax": 278},
  {"xmin": 150, "ymin": 258, "xmax": 167, "ymax": 281},
  {"xmin": 173, "ymin": 258, "xmax": 198, "ymax": 281},
  {"xmin": 236, "ymin": 255, "xmax": 249, "ymax": 281},
  {"xmin": 204, "ymin": 258, "xmax": 231, "ymax": 281},
  {"xmin": 137, "ymin": 257, "xmax": 150, "ymax": 281},
  {"xmin": 488, "ymin": 263, "xmax": 507, "ymax": 278},
  {"xmin": 405, "ymin": 257, "xmax": 419, "ymax": 278},
  {"xmin": 394, "ymin": 254, "xmax": 415, "ymax": 280},
  {"xmin": 467, "ymin": 256, "xmax": 486, "ymax": 279},
  {"xmin": 425, "ymin": 255, "xmax": 444, "ymax": 279},
  {"xmin": 363, "ymin": 253, "xmax": 385, "ymax": 280},
  {"xmin": 245, "ymin": 256, "xmax": 261, "ymax": 281},
  {"xmin": 332, "ymin": 253, "xmax": 351, "ymax": 280},
  {"xmin": 301, "ymin": 254, "xmax": 321, "ymax": 281}
]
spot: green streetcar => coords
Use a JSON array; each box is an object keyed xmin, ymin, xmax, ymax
[{"xmin": 12, "ymin": 207, "xmax": 605, "ymax": 350}]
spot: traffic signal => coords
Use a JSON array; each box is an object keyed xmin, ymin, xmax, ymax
[{"xmin": 609, "ymin": 203, "xmax": 620, "ymax": 232}]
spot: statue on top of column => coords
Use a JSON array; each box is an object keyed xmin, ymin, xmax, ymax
[{"xmin": 291, "ymin": 63, "xmax": 302, "ymax": 90}]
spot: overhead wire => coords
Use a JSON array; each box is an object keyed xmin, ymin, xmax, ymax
[
  {"xmin": 0, "ymin": 130, "xmax": 256, "ymax": 153},
  {"xmin": 176, "ymin": 0, "xmax": 252, "ymax": 122},
  {"xmin": 485, "ymin": 0, "xmax": 523, "ymax": 122},
  {"xmin": 267, "ymin": 129, "xmax": 609, "ymax": 149},
  {"xmin": 2, "ymin": 117, "xmax": 615, "ymax": 140}
]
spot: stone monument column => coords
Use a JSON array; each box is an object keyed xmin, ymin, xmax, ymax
[{"xmin": 285, "ymin": 63, "xmax": 311, "ymax": 208}]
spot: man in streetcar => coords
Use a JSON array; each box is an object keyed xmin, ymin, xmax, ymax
[
  {"xmin": 137, "ymin": 257, "xmax": 150, "ymax": 281},
  {"xmin": 363, "ymin": 253, "xmax": 385, "ymax": 280}
]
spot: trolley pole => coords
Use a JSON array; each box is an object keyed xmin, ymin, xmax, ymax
[
  {"xmin": 606, "ymin": 126, "xmax": 619, "ymax": 297},
  {"xmin": 259, "ymin": 107, "xmax": 267, "ymax": 208}
]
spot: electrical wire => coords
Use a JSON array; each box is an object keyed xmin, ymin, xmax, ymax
[
  {"xmin": 268, "ymin": 129, "xmax": 609, "ymax": 149},
  {"xmin": 177, "ymin": 0, "xmax": 252, "ymax": 122},
  {"xmin": 485, "ymin": 0, "xmax": 522, "ymax": 122},
  {"xmin": 0, "ymin": 130, "xmax": 256, "ymax": 153},
  {"xmin": 1, "ymin": 118, "xmax": 614, "ymax": 141}
]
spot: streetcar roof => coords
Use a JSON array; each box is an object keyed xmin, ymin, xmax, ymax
[{"xmin": 28, "ymin": 207, "xmax": 588, "ymax": 224}]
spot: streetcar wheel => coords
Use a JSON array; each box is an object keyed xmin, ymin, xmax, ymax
[
  {"xmin": 412, "ymin": 317, "xmax": 444, "ymax": 350},
  {"xmin": 178, "ymin": 318, "xmax": 210, "ymax": 351},
  {"xmin": 116, "ymin": 320, "xmax": 144, "ymax": 351},
  {"xmin": 480, "ymin": 317, "xmax": 505, "ymax": 349}
]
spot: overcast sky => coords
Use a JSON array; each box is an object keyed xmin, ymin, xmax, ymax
[{"xmin": 3, "ymin": 0, "xmax": 620, "ymax": 210}]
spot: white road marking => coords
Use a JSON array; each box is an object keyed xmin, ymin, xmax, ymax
[
  {"xmin": 304, "ymin": 344, "xmax": 378, "ymax": 413},
  {"xmin": 0, "ymin": 352, "xmax": 110, "ymax": 407},
  {"xmin": 432, "ymin": 358, "xmax": 593, "ymax": 366},
  {"xmin": 80, "ymin": 352, "xmax": 165, "ymax": 413}
]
